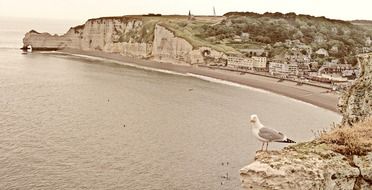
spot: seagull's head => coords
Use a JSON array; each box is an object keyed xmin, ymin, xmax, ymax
[{"xmin": 250, "ymin": 114, "xmax": 259, "ymax": 124}]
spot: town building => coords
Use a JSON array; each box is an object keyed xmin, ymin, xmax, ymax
[
  {"xmin": 233, "ymin": 35, "xmax": 242, "ymax": 42},
  {"xmin": 241, "ymin": 33, "xmax": 250, "ymax": 42},
  {"xmin": 314, "ymin": 35, "xmax": 325, "ymax": 44},
  {"xmin": 269, "ymin": 62, "xmax": 288, "ymax": 74},
  {"xmin": 315, "ymin": 48, "xmax": 329, "ymax": 57},
  {"xmin": 330, "ymin": 46, "xmax": 339, "ymax": 54},
  {"xmin": 227, "ymin": 56, "xmax": 254, "ymax": 70},
  {"xmin": 362, "ymin": 47, "xmax": 371, "ymax": 53},
  {"xmin": 319, "ymin": 63, "xmax": 353, "ymax": 75},
  {"xmin": 288, "ymin": 63, "xmax": 299, "ymax": 75},
  {"xmin": 252, "ymin": 56, "xmax": 267, "ymax": 71}
]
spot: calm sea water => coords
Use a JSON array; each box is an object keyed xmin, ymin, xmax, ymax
[{"xmin": 0, "ymin": 18, "xmax": 341, "ymax": 190}]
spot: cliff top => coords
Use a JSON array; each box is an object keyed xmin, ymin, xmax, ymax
[
  {"xmin": 34, "ymin": 12, "xmax": 372, "ymax": 62},
  {"xmin": 224, "ymin": 11, "xmax": 352, "ymax": 25}
]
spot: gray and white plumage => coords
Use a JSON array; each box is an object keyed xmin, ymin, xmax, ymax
[
  {"xmin": 250, "ymin": 114, "xmax": 295, "ymax": 151},
  {"xmin": 258, "ymin": 127, "xmax": 286, "ymax": 142}
]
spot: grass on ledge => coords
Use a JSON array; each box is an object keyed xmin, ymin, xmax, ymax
[{"xmin": 320, "ymin": 117, "xmax": 372, "ymax": 156}]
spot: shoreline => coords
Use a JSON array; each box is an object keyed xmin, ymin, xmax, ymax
[{"xmin": 58, "ymin": 48, "xmax": 339, "ymax": 113}]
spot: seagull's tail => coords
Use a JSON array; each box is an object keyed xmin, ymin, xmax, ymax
[{"xmin": 277, "ymin": 138, "xmax": 296, "ymax": 143}]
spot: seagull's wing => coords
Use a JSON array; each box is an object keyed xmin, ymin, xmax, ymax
[{"xmin": 258, "ymin": 127, "xmax": 285, "ymax": 141}]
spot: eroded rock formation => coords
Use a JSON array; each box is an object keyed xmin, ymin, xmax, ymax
[{"xmin": 22, "ymin": 17, "xmax": 226, "ymax": 65}]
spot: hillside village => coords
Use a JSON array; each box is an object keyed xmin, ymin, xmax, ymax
[
  {"xmin": 190, "ymin": 12, "xmax": 372, "ymax": 90},
  {"xmin": 224, "ymin": 38, "xmax": 364, "ymax": 87},
  {"xmin": 143, "ymin": 12, "xmax": 372, "ymax": 90}
]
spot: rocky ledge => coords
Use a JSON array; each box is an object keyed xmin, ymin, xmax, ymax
[{"xmin": 240, "ymin": 142, "xmax": 372, "ymax": 189}]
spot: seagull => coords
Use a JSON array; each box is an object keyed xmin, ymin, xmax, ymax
[{"xmin": 250, "ymin": 114, "xmax": 296, "ymax": 151}]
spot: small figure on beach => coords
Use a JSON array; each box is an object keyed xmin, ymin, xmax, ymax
[
  {"xmin": 221, "ymin": 172, "xmax": 230, "ymax": 180},
  {"xmin": 250, "ymin": 114, "xmax": 296, "ymax": 151}
]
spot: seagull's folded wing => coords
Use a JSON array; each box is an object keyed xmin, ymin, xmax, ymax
[{"xmin": 258, "ymin": 127, "xmax": 285, "ymax": 141}]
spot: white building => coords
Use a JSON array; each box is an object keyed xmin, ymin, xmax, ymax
[
  {"xmin": 362, "ymin": 47, "xmax": 371, "ymax": 53},
  {"xmin": 227, "ymin": 56, "xmax": 254, "ymax": 70},
  {"xmin": 269, "ymin": 62, "xmax": 288, "ymax": 74},
  {"xmin": 241, "ymin": 33, "xmax": 250, "ymax": 42},
  {"xmin": 314, "ymin": 35, "xmax": 325, "ymax": 43},
  {"xmin": 233, "ymin": 35, "xmax": 242, "ymax": 42},
  {"xmin": 288, "ymin": 63, "xmax": 299, "ymax": 75},
  {"xmin": 252, "ymin": 56, "xmax": 267, "ymax": 70},
  {"xmin": 315, "ymin": 48, "xmax": 329, "ymax": 57}
]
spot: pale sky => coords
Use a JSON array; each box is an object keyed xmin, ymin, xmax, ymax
[{"xmin": 0, "ymin": 0, "xmax": 371, "ymax": 22}]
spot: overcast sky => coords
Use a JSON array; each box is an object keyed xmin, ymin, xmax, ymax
[{"xmin": 0, "ymin": 0, "xmax": 371, "ymax": 22}]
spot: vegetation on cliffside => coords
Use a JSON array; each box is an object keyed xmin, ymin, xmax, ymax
[
  {"xmin": 201, "ymin": 12, "xmax": 371, "ymax": 62},
  {"xmin": 320, "ymin": 117, "xmax": 372, "ymax": 156}
]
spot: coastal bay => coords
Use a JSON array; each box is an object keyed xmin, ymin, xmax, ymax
[
  {"xmin": 60, "ymin": 48, "xmax": 339, "ymax": 113},
  {"xmin": 0, "ymin": 48, "xmax": 341, "ymax": 189}
]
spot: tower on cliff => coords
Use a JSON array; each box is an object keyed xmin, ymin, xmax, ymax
[
  {"xmin": 188, "ymin": 10, "xmax": 194, "ymax": 20},
  {"xmin": 213, "ymin": 6, "xmax": 216, "ymax": 16}
]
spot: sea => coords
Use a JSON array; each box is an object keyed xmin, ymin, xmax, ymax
[{"xmin": 0, "ymin": 17, "xmax": 341, "ymax": 190}]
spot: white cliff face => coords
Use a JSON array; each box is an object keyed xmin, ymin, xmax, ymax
[
  {"xmin": 80, "ymin": 18, "xmax": 144, "ymax": 52},
  {"xmin": 339, "ymin": 53, "xmax": 372, "ymax": 125},
  {"xmin": 23, "ymin": 18, "xmax": 152, "ymax": 58},
  {"xmin": 23, "ymin": 19, "xmax": 226, "ymax": 65},
  {"xmin": 23, "ymin": 31, "xmax": 71, "ymax": 50},
  {"xmin": 152, "ymin": 25, "xmax": 194, "ymax": 64},
  {"xmin": 152, "ymin": 25, "xmax": 227, "ymax": 65}
]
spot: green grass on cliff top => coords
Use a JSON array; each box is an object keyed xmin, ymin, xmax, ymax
[
  {"xmin": 114, "ymin": 16, "xmax": 236, "ymax": 53},
  {"xmin": 158, "ymin": 17, "xmax": 238, "ymax": 53},
  {"xmin": 320, "ymin": 117, "xmax": 372, "ymax": 156}
]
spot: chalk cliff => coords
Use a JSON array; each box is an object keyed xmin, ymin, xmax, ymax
[
  {"xmin": 339, "ymin": 53, "xmax": 372, "ymax": 125},
  {"xmin": 240, "ymin": 53, "xmax": 372, "ymax": 190},
  {"xmin": 22, "ymin": 16, "xmax": 227, "ymax": 65}
]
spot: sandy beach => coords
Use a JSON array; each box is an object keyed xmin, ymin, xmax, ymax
[{"xmin": 59, "ymin": 48, "xmax": 339, "ymax": 113}]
